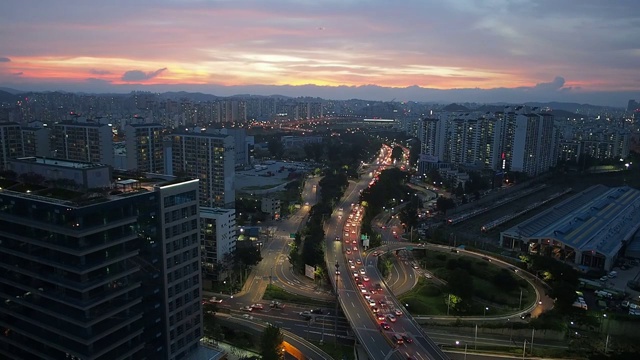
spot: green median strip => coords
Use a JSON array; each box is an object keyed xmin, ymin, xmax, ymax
[{"xmin": 263, "ymin": 284, "xmax": 333, "ymax": 307}]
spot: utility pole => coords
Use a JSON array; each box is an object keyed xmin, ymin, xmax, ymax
[
  {"xmin": 522, "ymin": 339, "xmax": 527, "ymax": 359},
  {"xmin": 334, "ymin": 261, "xmax": 339, "ymax": 345},
  {"xmin": 519, "ymin": 288, "xmax": 523, "ymax": 309}
]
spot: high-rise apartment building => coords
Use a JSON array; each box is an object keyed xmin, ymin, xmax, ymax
[
  {"xmin": 21, "ymin": 122, "xmax": 51, "ymax": 158},
  {"xmin": 511, "ymin": 113, "xmax": 557, "ymax": 176},
  {"xmin": 51, "ymin": 121, "xmax": 114, "ymax": 166},
  {"xmin": 124, "ymin": 123, "xmax": 165, "ymax": 173},
  {"xmin": 0, "ymin": 161, "xmax": 204, "ymax": 360},
  {"xmin": 206, "ymin": 128, "xmax": 249, "ymax": 168},
  {"xmin": 199, "ymin": 207, "xmax": 237, "ymax": 280},
  {"xmin": 0, "ymin": 122, "xmax": 23, "ymax": 171},
  {"xmin": 171, "ymin": 130, "xmax": 235, "ymax": 208}
]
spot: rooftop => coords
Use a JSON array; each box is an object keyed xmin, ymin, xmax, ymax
[
  {"xmin": 503, "ymin": 185, "xmax": 640, "ymax": 257},
  {"xmin": 0, "ymin": 170, "xmax": 193, "ymax": 208},
  {"xmin": 15, "ymin": 156, "xmax": 107, "ymax": 169}
]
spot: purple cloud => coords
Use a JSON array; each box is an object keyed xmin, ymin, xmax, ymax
[
  {"xmin": 532, "ymin": 76, "xmax": 566, "ymax": 91},
  {"xmin": 121, "ymin": 68, "xmax": 167, "ymax": 82},
  {"xmin": 0, "ymin": 57, "xmax": 10, "ymax": 62},
  {"xmin": 90, "ymin": 69, "xmax": 111, "ymax": 75},
  {"xmin": 12, "ymin": 72, "xmax": 23, "ymax": 76}
]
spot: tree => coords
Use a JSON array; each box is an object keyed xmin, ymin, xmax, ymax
[
  {"xmin": 436, "ymin": 196, "xmax": 455, "ymax": 215},
  {"xmin": 447, "ymin": 268, "xmax": 474, "ymax": 300},
  {"xmin": 391, "ymin": 146, "xmax": 403, "ymax": 162},
  {"xmin": 267, "ymin": 138, "xmax": 284, "ymax": 158},
  {"xmin": 260, "ymin": 324, "xmax": 284, "ymax": 360},
  {"xmin": 455, "ymin": 182, "xmax": 465, "ymax": 197},
  {"xmin": 235, "ymin": 246, "xmax": 262, "ymax": 268}
]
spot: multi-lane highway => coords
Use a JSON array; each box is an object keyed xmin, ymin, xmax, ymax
[{"xmin": 325, "ymin": 146, "xmax": 449, "ymax": 360}]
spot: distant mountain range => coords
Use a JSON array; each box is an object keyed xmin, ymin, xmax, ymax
[
  {"xmin": 0, "ymin": 90, "xmax": 19, "ymax": 104},
  {"xmin": 0, "ymin": 87, "xmax": 626, "ymax": 115}
]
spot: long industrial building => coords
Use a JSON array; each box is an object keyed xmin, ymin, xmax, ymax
[{"xmin": 500, "ymin": 185, "xmax": 640, "ymax": 271}]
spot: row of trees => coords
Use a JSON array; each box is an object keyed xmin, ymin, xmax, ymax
[
  {"xmin": 359, "ymin": 167, "xmax": 414, "ymax": 247},
  {"xmin": 287, "ymin": 133, "xmax": 382, "ymax": 277}
]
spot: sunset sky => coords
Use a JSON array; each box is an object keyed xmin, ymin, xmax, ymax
[{"xmin": 0, "ymin": 0, "xmax": 638, "ymax": 105}]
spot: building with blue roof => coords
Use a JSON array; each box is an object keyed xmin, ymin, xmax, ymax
[{"xmin": 500, "ymin": 185, "xmax": 640, "ymax": 271}]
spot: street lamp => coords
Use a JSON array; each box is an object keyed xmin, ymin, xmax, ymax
[
  {"xmin": 319, "ymin": 312, "xmax": 330, "ymax": 345},
  {"xmin": 455, "ymin": 340, "xmax": 468, "ymax": 360},
  {"xmin": 484, "ymin": 306, "xmax": 489, "ymax": 317}
]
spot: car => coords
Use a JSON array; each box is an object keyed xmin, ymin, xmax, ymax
[
  {"xmin": 368, "ymin": 298, "xmax": 377, "ymax": 307},
  {"xmin": 270, "ymin": 301, "xmax": 285, "ymax": 309},
  {"xmin": 335, "ymin": 236, "xmax": 340, "ymax": 241},
  {"xmin": 250, "ymin": 303, "xmax": 264, "ymax": 310},
  {"xmin": 482, "ymin": 256, "xmax": 492, "ymax": 262},
  {"xmin": 372, "ymin": 306, "xmax": 379, "ymax": 313},
  {"xmin": 401, "ymin": 334, "xmax": 413, "ymax": 343},
  {"xmin": 376, "ymin": 313, "xmax": 386, "ymax": 321},
  {"xmin": 412, "ymin": 263, "xmax": 419, "ymax": 269},
  {"xmin": 209, "ymin": 297, "xmax": 223, "ymax": 304},
  {"xmin": 344, "ymin": 232, "xmax": 349, "ymax": 237},
  {"xmin": 359, "ymin": 268, "xmax": 366, "ymax": 275},
  {"xmin": 350, "ymin": 263, "xmax": 356, "ymax": 269},
  {"xmin": 509, "ymin": 266, "xmax": 519, "ymax": 272},
  {"xmin": 425, "ymin": 273, "xmax": 433, "ymax": 279},
  {"xmin": 600, "ymin": 276, "xmax": 608, "ymax": 282},
  {"xmin": 335, "ymin": 270, "xmax": 341, "ymax": 275},
  {"xmin": 299, "ymin": 311, "xmax": 312, "ymax": 320},
  {"xmin": 380, "ymin": 322, "xmax": 391, "ymax": 330},
  {"xmin": 386, "ymin": 314, "xmax": 397, "ymax": 322},
  {"xmin": 520, "ymin": 312, "xmax": 531, "ymax": 319},
  {"xmin": 353, "ymin": 271, "xmax": 359, "ymax": 278},
  {"xmin": 352, "ymin": 239, "xmax": 357, "ymax": 244},
  {"xmin": 375, "ymin": 283, "xmax": 383, "ymax": 291},
  {"xmin": 241, "ymin": 306, "xmax": 253, "ymax": 312},
  {"xmin": 394, "ymin": 308, "xmax": 403, "ymax": 316},
  {"xmin": 352, "ymin": 246, "xmax": 358, "ymax": 252},
  {"xmin": 356, "ymin": 258, "xmax": 363, "ymax": 265},
  {"xmin": 360, "ymin": 287, "xmax": 368, "ymax": 293},
  {"xmin": 357, "ymin": 283, "xmax": 365, "ymax": 289},
  {"xmin": 362, "ymin": 275, "xmax": 370, "ymax": 282},
  {"xmin": 310, "ymin": 308, "xmax": 323, "ymax": 314},
  {"xmin": 346, "ymin": 249, "xmax": 352, "ymax": 255},
  {"xmin": 363, "ymin": 292, "xmax": 371, "ymax": 299}
]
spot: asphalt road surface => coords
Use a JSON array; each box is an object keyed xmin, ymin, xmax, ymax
[{"xmin": 325, "ymin": 146, "xmax": 449, "ymax": 360}]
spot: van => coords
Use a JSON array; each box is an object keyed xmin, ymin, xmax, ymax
[
  {"xmin": 392, "ymin": 334, "xmax": 404, "ymax": 344},
  {"xmin": 608, "ymin": 271, "xmax": 618, "ymax": 278}
]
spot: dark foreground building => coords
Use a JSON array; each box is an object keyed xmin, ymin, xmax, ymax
[{"xmin": 0, "ymin": 158, "xmax": 204, "ymax": 360}]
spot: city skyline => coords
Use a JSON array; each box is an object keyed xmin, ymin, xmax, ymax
[{"xmin": 1, "ymin": 0, "xmax": 639, "ymax": 106}]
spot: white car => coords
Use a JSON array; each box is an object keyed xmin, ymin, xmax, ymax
[
  {"xmin": 362, "ymin": 275, "xmax": 370, "ymax": 282},
  {"xmin": 368, "ymin": 298, "xmax": 377, "ymax": 307},
  {"xmin": 359, "ymin": 268, "xmax": 366, "ymax": 275},
  {"xmin": 386, "ymin": 314, "xmax": 397, "ymax": 322}
]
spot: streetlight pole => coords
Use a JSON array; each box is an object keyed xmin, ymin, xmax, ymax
[
  {"xmin": 519, "ymin": 288, "xmax": 523, "ymax": 310},
  {"xmin": 484, "ymin": 306, "xmax": 489, "ymax": 317},
  {"xmin": 319, "ymin": 313, "xmax": 330, "ymax": 345},
  {"xmin": 334, "ymin": 261, "xmax": 339, "ymax": 345},
  {"xmin": 455, "ymin": 341, "xmax": 467, "ymax": 360}
]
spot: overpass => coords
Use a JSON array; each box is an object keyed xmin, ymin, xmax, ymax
[{"xmin": 324, "ymin": 149, "xmax": 449, "ymax": 360}]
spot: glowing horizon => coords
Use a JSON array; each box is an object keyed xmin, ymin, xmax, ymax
[{"xmin": 1, "ymin": 0, "xmax": 638, "ymax": 104}]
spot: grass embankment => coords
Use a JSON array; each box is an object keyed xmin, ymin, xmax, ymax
[
  {"xmin": 400, "ymin": 251, "xmax": 536, "ymax": 316},
  {"xmin": 314, "ymin": 342, "xmax": 356, "ymax": 360},
  {"xmin": 263, "ymin": 284, "xmax": 333, "ymax": 307}
]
